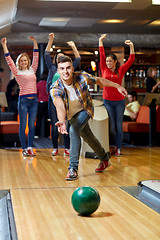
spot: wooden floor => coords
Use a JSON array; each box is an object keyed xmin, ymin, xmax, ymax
[{"xmin": 0, "ymin": 147, "xmax": 160, "ymax": 240}]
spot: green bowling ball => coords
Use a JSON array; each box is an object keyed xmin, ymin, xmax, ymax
[{"xmin": 71, "ymin": 186, "xmax": 100, "ymax": 216}]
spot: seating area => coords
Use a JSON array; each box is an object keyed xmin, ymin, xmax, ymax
[
  {"xmin": 123, "ymin": 105, "xmax": 160, "ymax": 145},
  {"xmin": 0, "ymin": 112, "xmax": 20, "ymax": 147}
]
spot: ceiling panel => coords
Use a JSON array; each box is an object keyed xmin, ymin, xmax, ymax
[{"xmin": 0, "ymin": 0, "xmax": 160, "ymax": 47}]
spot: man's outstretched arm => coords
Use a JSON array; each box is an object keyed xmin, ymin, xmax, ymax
[
  {"xmin": 96, "ymin": 77, "xmax": 128, "ymax": 97},
  {"xmin": 54, "ymin": 98, "xmax": 68, "ymax": 134}
]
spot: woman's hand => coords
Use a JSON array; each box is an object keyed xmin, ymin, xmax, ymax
[
  {"xmin": 1, "ymin": 38, "xmax": 7, "ymax": 46},
  {"xmin": 1, "ymin": 37, "xmax": 9, "ymax": 54},
  {"xmin": 124, "ymin": 40, "xmax": 133, "ymax": 46},
  {"xmin": 99, "ymin": 34, "xmax": 107, "ymax": 47},
  {"xmin": 29, "ymin": 36, "xmax": 37, "ymax": 42},
  {"xmin": 99, "ymin": 34, "xmax": 107, "ymax": 41},
  {"xmin": 124, "ymin": 40, "xmax": 135, "ymax": 54}
]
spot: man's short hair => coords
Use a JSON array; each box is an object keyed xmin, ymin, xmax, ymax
[
  {"xmin": 57, "ymin": 55, "xmax": 72, "ymax": 64},
  {"xmin": 128, "ymin": 90, "xmax": 137, "ymax": 100}
]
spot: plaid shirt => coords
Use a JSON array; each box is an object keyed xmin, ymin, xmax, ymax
[{"xmin": 50, "ymin": 71, "xmax": 97, "ymax": 119}]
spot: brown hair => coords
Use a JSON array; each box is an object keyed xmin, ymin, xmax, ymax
[
  {"xmin": 147, "ymin": 66, "xmax": 157, "ymax": 78},
  {"xmin": 16, "ymin": 53, "xmax": 31, "ymax": 70},
  {"xmin": 57, "ymin": 55, "xmax": 72, "ymax": 64}
]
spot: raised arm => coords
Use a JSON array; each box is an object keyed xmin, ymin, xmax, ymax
[
  {"xmin": 29, "ymin": 36, "xmax": 39, "ymax": 72},
  {"xmin": 46, "ymin": 33, "xmax": 54, "ymax": 52},
  {"xmin": 99, "ymin": 34, "xmax": 108, "ymax": 72},
  {"xmin": 124, "ymin": 40, "xmax": 135, "ymax": 54},
  {"xmin": 1, "ymin": 38, "xmax": 9, "ymax": 54},
  {"xmin": 99, "ymin": 34, "xmax": 106, "ymax": 47},
  {"xmin": 54, "ymin": 98, "xmax": 68, "ymax": 134},
  {"xmin": 29, "ymin": 36, "xmax": 38, "ymax": 50},
  {"xmin": 1, "ymin": 38, "xmax": 18, "ymax": 76},
  {"xmin": 67, "ymin": 41, "xmax": 80, "ymax": 58}
]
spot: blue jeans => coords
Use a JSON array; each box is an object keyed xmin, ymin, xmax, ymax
[
  {"xmin": 48, "ymin": 96, "xmax": 70, "ymax": 149},
  {"xmin": 69, "ymin": 110, "xmax": 109, "ymax": 170},
  {"xmin": 103, "ymin": 99, "xmax": 125, "ymax": 149},
  {"xmin": 18, "ymin": 97, "xmax": 38, "ymax": 149}
]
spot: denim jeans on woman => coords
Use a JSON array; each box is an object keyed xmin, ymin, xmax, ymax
[
  {"xmin": 103, "ymin": 99, "xmax": 125, "ymax": 149},
  {"xmin": 48, "ymin": 96, "xmax": 70, "ymax": 149},
  {"xmin": 18, "ymin": 97, "xmax": 38, "ymax": 149},
  {"xmin": 69, "ymin": 110, "xmax": 109, "ymax": 170}
]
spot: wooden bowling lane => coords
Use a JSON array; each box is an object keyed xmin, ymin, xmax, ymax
[
  {"xmin": 10, "ymin": 187, "xmax": 160, "ymax": 240},
  {"xmin": 0, "ymin": 147, "xmax": 160, "ymax": 190},
  {"xmin": 1, "ymin": 146, "xmax": 160, "ymax": 239}
]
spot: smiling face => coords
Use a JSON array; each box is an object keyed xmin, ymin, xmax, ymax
[
  {"xmin": 17, "ymin": 53, "xmax": 30, "ymax": 70},
  {"xmin": 58, "ymin": 61, "xmax": 74, "ymax": 85},
  {"xmin": 19, "ymin": 56, "xmax": 29, "ymax": 70},
  {"xmin": 106, "ymin": 56, "xmax": 117, "ymax": 71}
]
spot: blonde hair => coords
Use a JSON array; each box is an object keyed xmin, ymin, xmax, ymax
[
  {"xmin": 16, "ymin": 53, "xmax": 31, "ymax": 70},
  {"xmin": 147, "ymin": 66, "xmax": 157, "ymax": 78}
]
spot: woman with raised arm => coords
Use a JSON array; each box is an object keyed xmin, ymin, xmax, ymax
[
  {"xmin": 99, "ymin": 34, "xmax": 135, "ymax": 156},
  {"xmin": 44, "ymin": 33, "xmax": 81, "ymax": 156},
  {"xmin": 1, "ymin": 36, "xmax": 39, "ymax": 156}
]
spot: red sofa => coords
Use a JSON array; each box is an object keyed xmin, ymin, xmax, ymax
[
  {"xmin": 0, "ymin": 112, "xmax": 20, "ymax": 146},
  {"xmin": 123, "ymin": 105, "xmax": 160, "ymax": 145}
]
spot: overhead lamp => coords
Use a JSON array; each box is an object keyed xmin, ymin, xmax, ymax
[
  {"xmin": 149, "ymin": 20, "xmax": 160, "ymax": 25},
  {"xmin": 38, "ymin": 0, "xmax": 131, "ymax": 2},
  {"xmin": 99, "ymin": 19, "xmax": 126, "ymax": 23},
  {"xmin": 152, "ymin": 0, "xmax": 160, "ymax": 4}
]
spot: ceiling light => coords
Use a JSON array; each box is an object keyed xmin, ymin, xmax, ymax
[
  {"xmin": 39, "ymin": 17, "xmax": 71, "ymax": 27},
  {"xmin": 38, "ymin": 0, "xmax": 131, "ymax": 2},
  {"xmin": 149, "ymin": 20, "xmax": 160, "ymax": 25},
  {"xmin": 99, "ymin": 19, "xmax": 126, "ymax": 23},
  {"xmin": 152, "ymin": 0, "xmax": 160, "ymax": 4}
]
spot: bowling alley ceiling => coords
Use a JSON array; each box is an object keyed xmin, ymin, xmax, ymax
[{"xmin": 0, "ymin": 0, "xmax": 160, "ymax": 47}]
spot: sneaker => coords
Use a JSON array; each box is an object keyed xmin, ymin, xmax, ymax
[
  {"xmin": 64, "ymin": 149, "xmax": 70, "ymax": 156},
  {"xmin": 111, "ymin": 146, "xmax": 117, "ymax": 155},
  {"xmin": 115, "ymin": 149, "xmax": 122, "ymax": 157},
  {"xmin": 27, "ymin": 147, "xmax": 36, "ymax": 156},
  {"xmin": 51, "ymin": 149, "xmax": 58, "ymax": 156},
  {"xmin": 66, "ymin": 168, "xmax": 78, "ymax": 181},
  {"xmin": 95, "ymin": 160, "xmax": 112, "ymax": 173},
  {"xmin": 22, "ymin": 149, "xmax": 30, "ymax": 156}
]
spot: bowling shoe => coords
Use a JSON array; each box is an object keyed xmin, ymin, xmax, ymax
[
  {"xmin": 66, "ymin": 168, "xmax": 78, "ymax": 181},
  {"xmin": 95, "ymin": 160, "xmax": 112, "ymax": 173},
  {"xmin": 114, "ymin": 149, "xmax": 122, "ymax": 157},
  {"xmin": 22, "ymin": 149, "xmax": 30, "ymax": 156},
  {"xmin": 51, "ymin": 149, "xmax": 58, "ymax": 156},
  {"xmin": 111, "ymin": 146, "xmax": 117, "ymax": 155},
  {"xmin": 64, "ymin": 149, "xmax": 70, "ymax": 156},
  {"xmin": 27, "ymin": 147, "xmax": 36, "ymax": 156}
]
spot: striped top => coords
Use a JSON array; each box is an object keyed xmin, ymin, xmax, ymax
[
  {"xmin": 5, "ymin": 50, "xmax": 39, "ymax": 97},
  {"xmin": 50, "ymin": 71, "xmax": 97, "ymax": 119}
]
